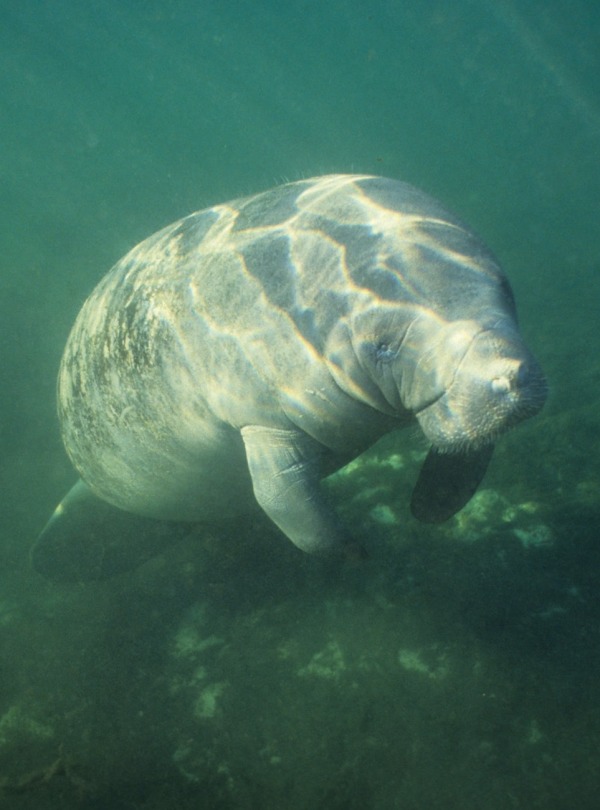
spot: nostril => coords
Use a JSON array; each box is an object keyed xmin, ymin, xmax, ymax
[
  {"xmin": 491, "ymin": 360, "xmax": 531, "ymax": 396},
  {"xmin": 491, "ymin": 375, "xmax": 511, "ymax": 394}
]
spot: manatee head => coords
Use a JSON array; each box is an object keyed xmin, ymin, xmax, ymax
[
  {"xmin": 343, "ymin": 206, "xmax": 548, "ymax": 452},
  {"xmin": 350, "ymin": 301, "xmax": 547, "ymax": 453},
  {"xmin": 402, "ymin": 315, "xmax": 547, "ymax": 451}
]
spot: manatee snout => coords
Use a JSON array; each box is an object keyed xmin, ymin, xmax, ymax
[
  {"xmin": 417, "ymin": 326, "xmax": 547, "ymax": 451},
  {"xmin": 490, "ymin": 353, "xmax": 547, "ymax": 418}
]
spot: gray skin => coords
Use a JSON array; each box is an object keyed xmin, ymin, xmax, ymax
[{"xmin": 33, "ymin": 174, "xmax": 547, "ymax": 581}]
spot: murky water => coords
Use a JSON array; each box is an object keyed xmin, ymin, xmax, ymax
[{"xmin": 1, "ymin": 1, "xmax": 599, "ymax": 807}]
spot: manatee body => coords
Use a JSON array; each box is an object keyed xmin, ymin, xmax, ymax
[{"xmin": 34, "ymin": 174, "xmax": 547, "ymax": 580}]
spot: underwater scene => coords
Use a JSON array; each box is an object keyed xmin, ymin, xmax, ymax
[{"xmin": 1, "ymin": 1, "xmax": 600, "ymax": 807}]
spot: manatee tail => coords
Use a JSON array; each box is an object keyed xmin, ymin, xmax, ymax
[
  {"xmin": 32, "ymin": 480, "xmax": 191, "ymax": 582},
  {"xmin": 410, "ymin": 444, "xmax": 494, "ymax": 524}
]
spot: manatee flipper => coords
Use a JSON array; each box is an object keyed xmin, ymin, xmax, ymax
[
  {"xmin": 32, "ymin": 480, "xmax": 190, "ymax": 582},
  {"xmin": 410, "ymin": 444, "xmax": 494, "ymax": 524},
  {"xmin": 241, "ymin": 426, "xmax": 348, "ymax": 555}
]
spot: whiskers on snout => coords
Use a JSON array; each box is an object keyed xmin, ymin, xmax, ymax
[{"xmin": 423, "ymin": 355, "xmax": 547, "ymax": 455}]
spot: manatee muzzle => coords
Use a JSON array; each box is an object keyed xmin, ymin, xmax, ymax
[{"xmin": 415, "ymin": 326, "xmax": 547, "ymax": 451}]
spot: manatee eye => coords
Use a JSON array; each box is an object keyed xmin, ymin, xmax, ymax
[
  {"xmin": 360, "ymin": 338, "xmax": 396, "ymax": 367},
  {"xmin": 374, "ymin": 341, "xmax": 395, "ymax": 363}
]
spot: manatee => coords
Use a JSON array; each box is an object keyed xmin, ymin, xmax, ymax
[{"xmin": 33, "ymin": 174, "xmax": 547, "ymax": 581}]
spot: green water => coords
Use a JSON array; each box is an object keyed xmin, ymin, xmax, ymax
[{"xmin": 1, "ymin": 1, "xmax": 599, "ymax": 807}]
